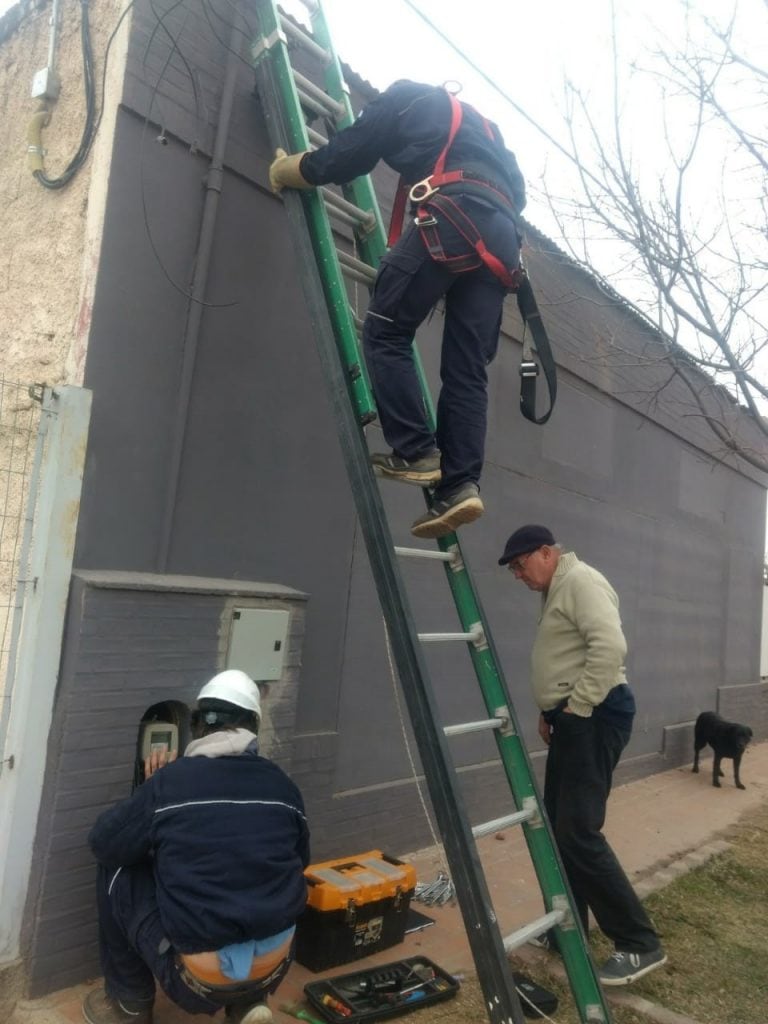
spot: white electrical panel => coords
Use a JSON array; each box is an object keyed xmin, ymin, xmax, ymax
[{"xmin": 226, "ymin": 608, "xmax": 290, "ymax": 681}]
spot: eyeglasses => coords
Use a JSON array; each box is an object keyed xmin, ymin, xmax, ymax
[{"xmin": 508, "ymin": 551, "xmax": 536, "ymax": 573}]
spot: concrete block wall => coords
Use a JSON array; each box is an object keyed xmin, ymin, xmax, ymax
[{"xmin": 21, "ymin": 572, "xmax": 306, "ymax": 996}]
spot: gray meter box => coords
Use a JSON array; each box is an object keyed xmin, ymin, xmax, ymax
[{"xmin": 226, "ymin": 608, "xmax": 290, "ymax": 681}]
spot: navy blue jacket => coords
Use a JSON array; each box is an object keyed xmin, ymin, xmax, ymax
[
  {"xmin": 301, "ymin": 79, "xmax": 526, "ymax": 212},
  {"xmin": 89, "ymin": 744, "xmax": 310, "ymax": 953}
]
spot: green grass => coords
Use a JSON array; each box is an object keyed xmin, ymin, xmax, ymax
[{"xmin": 400, "ymin": 800, "xmax": 768, "ymax": 1024}]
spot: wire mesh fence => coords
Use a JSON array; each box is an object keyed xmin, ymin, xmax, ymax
[{"xmin": 0, "ymin": 379, "xmax": 44, "ymax": 703}]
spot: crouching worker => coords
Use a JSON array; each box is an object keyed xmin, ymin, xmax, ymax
[{"xmin": 83, "ymin": 670, "xmax": 310, "ymax": 1024}]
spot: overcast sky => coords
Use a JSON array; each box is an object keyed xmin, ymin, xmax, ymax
[
  {"xmin": 7, "ymin": 0, "xmax": 765, "ymax": 252},
  {"xmin": 6, "ymin": 0, "xmax": 767, "ymax": 462}
]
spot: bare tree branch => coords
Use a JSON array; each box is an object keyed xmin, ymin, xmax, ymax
[{"xmin": 539, "ymin": 0, "xmax": 768, "ymax": 470}]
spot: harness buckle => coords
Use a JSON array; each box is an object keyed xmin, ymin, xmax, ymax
[
  {"xmin": 519, "ymin": 361, "xmax": 539, "ymax": 379},
  {"xmin": 414, "ymin": 214, "xmax": 438, "ymax": 227},
  {"xmin": 409, "ymin": 177, "xmax": 439, "ymax": 202}
]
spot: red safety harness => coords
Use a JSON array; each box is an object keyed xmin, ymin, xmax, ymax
[
  {"xmin": 386, "ymin": 93, "xmax": 558, "ymax": 425},
  {"xmin": 387, "ymin": 93, "xmax": 519, "ymax": 284}
]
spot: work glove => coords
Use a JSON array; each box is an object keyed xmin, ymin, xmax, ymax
[{"xmin": 269, "ymin": 148, "xmax": 312, "ymax": 193}]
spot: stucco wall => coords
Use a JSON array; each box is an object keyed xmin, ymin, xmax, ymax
[
  {"xmin": 0, "ymin": 0, "xmax": 128, "ymax": 386},
  {"xmin": 0, "ymin": 0, "xmax": 129, "ymax": 706}
]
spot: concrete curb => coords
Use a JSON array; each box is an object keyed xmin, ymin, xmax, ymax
[
  {"xmin": 511, "ymin": 838, "xmax": 733, "ymax": 1024},
  {"xmin": 606, "ymin": 989, "xmax": 703, "ymax": 1024},
  {"xmin": 633, "ymin": 839, "xmax": 732, "ymax": 899}
]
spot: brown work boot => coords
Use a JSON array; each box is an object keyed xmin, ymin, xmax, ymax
[
  {"xmin": 82, "ymin": 988, "xmax": 153, "ymax": 1024},
  {"xmin": 411, "ymin": 483, "xmax": 484, "ymax": 539}
]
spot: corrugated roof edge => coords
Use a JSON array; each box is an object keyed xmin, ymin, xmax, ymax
[
  {"xmin": 330, "ymin": 57, "xmax": 767, "ymax": 466},
  {"xmin": 328, "ymin": 55, "xmax": 762, "ymax": 434},
  {"xmin": 522, "ymin": 217, "xmax": 766, "ymax": 425}
]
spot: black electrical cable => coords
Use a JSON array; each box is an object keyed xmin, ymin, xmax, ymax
[
  {"xmin": 134, "ymin": 0, "xmax": 237, "ymax": 307},
  {"xmin": 198, "ymin": 0, "xmax": 256, "ymax": 66},
  {"xmin": 34, "ymin": 0, "xmax": 139, "ymax": 189},
  {"xmin": 34, "ymin": 0, "xmax": 96, "ymax": 189},
  {"xmin": 399, "ymin": 0, "xmax": 602, "ymax": 187},
  {"xmin": 144, "ymin": 0, "xmax": 203, "ymax": 145}
]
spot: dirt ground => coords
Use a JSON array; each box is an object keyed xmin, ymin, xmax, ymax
[{"xmin": 395, "ymin": 798, "xmax": 768, "ymax": 1024}]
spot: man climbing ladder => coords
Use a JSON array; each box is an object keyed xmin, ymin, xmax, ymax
[
  {"xmin": 255, "ymin": 5, "xmax": 609, "ymax": 1021},
  {"xmin": 270, "ymin": 78, "xmax": 526, "ymax": 539}
]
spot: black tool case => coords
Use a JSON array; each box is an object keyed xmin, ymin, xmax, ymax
[
  {"xmin": 303, "ymin": 956, "xmax": 460, "ymax": 1022},
  {"xmin": 295, "ymin": 851, "xmax": 416, "ymax": 972}
]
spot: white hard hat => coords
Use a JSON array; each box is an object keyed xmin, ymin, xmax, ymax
[{"xmin": 196, "ymin": 669, "xmax": 261, "ymax": 716}]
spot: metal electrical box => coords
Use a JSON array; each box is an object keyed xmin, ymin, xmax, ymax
[{"xmin": 226, "ymin": 608, "xmax": 290, "ymax": 681}]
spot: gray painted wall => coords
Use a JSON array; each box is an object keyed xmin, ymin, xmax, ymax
[
  {"xmin": 23, "ymin": 573, "xmax": 307, "ymax": 996},
  {"xmin": 21, "ymin": 0, "xmax": 768, "ymax": 996}
]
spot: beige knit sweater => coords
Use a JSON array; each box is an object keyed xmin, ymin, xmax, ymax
[{"xmin": 531, "ymin": 551, "xmax": 627, "ymax": 717}]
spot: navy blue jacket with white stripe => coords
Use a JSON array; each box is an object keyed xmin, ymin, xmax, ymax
[{"xmin": 88, "ymin": 744, "xmax": 310, "ymax": 953}]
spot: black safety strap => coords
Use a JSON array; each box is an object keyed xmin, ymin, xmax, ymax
[{"xmin": 515, "ymin": 274, "xmax": 557, "ymax": 425}]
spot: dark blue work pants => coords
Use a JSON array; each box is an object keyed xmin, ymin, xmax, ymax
[
  {"xmin": 363, "ymin": 195, "xmax": 520, "ymax": 498},
  {"xmin": 543, "ymin": 714, "xmax": 660, "ymax": 953},
  {"xmin": 96, "ymin": 862, "xmax": 291, "ymax": 1014}
]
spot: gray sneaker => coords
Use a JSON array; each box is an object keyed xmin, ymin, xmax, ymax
[
  {"xmin": 82, "ymin": 989, "xmax": 153, "ymax": 1024},
  {"xmin": 410, "ymin": 483, "xmax": 484, "ymax": 539},
  {"xmin": 599, "ymin": 947, "xmax": 667, "ymax": 986},
  {"xmin": 371, "ymin": 450, "xmax": 441, "ymax": 487}
]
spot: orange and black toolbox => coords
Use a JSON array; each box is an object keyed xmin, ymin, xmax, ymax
[{"xmin": 295, "ymin": 851, "xmax": 417, "ymax": 972}]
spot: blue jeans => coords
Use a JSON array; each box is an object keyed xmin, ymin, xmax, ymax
[
  {"xmin": 96, "ymin": 862, "xmax": 292, "ymax": 1013},
  {"xmin": 363, "ymin": 194, "xmax": 520, "ymax": 497}
]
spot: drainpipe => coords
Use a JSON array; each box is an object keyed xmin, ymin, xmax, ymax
[{"xmin": 155, "ymin": 22, "xmax": 242, "ymax": 571}]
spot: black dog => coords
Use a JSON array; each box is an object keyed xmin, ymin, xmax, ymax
[{"xmin": 692, "ymin": 711, "xmax": 753, "ymax": 790}]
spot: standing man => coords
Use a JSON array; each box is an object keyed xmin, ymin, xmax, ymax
[
  {"xmin": 269, "ymin": 79, "xmax": 526, "ymax": 539},
  {"xmin": 83, "ymin": 670, "xmax": 309, "ymax": 1024},
  {"xmin": 498, "ymin": 524, "xmax": 666, "ymax": 986}
]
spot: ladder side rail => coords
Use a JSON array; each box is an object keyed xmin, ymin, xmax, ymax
[
  {"xmin": 252, "ymin": 8, "xmax": 527, "ymax": 1023},
  {"xmin": 257, "ymin": 123, "xmax": 528, "ymax": 1024},
  {"xmin": 435, "ymin": 533, "xmax": 612, "ymax": 1018},
  {"xmin": 309, "ymin": 9, "xmax": 387, "ymax": 262},
  {"xmin": 252, "ymin": 19, "xmax": 376, "ymax": 425},
  {"xmin": 255, "ymin": 5, "xmax": 610, "ymax": 1020},
  {"xmin": 312, "ymin": 13, "xmax": 439, "ymax": 445}
]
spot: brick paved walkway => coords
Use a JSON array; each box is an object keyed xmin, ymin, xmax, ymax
[{"xmin": 11, "ymin": 741, "xmax": 768, "ymax": 1024}]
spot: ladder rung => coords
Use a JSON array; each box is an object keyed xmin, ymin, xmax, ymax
[
  {"xmin": 294, "ymin": 71, "xmax": 345, "ymax": 120},
  {"xmin": 295, "ymin": 85, "xmax": 336, "ymax": 122},
  {"xmin": 279, "ymin": 13, "xmax": 330, "ymax": 64},
  {"xmin": 502, "ymin": 909, "xmax": 566, "ymax": 953},
  {"xmin": 321, "ymin": 188, "xmax": 375, "ymax": 231},
  {"xmin": 336, "ymin": 249, "xmax": 377, "ymax": 285},
  {"xmin": 443, "ymin": 717, "xmax": 505, "ymax": 737},
  {"xmin": 471, "ymin": 808, "xmax": 536, "ymax": 839},
  {"xmin": 394, "ymin": 546, "xmax": 455, "ymax": 563},
  {"xmin": 307, "ymin": 126, "xmax": 328, "ymax": 149},
  {"xmin": 418, "ymin": 626, "xmax": 483, "ymax": 644}
]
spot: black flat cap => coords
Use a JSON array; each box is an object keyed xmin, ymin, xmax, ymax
[{"xmin": 498, "ymin": 524, "xmax": 556, "ymax": 566}]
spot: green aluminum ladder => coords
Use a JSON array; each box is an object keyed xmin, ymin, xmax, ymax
[{"xmin": 251, "ymin": 3, "xmax": 612, "ymax": 1022}]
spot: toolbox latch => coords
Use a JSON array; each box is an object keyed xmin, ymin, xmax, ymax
[
  {"xmin": 344, "ymin": 898, "xmax": 357, "ymax": 925},
  {"xmin": 393, "ymin": 884, "xmax": 404, "ymax": 909}
]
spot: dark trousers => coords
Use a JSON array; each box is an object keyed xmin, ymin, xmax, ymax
[
  {"xmin": 543, "ymin": 714, "xmax": 659, "ymax": 953},
  {"xmin": 363, "ymin": 196, "xmax": 519, "ymax": 498},
  {"xmin": 96, "ymin": 862, "xmax": 291, "ymax": 1014}
]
